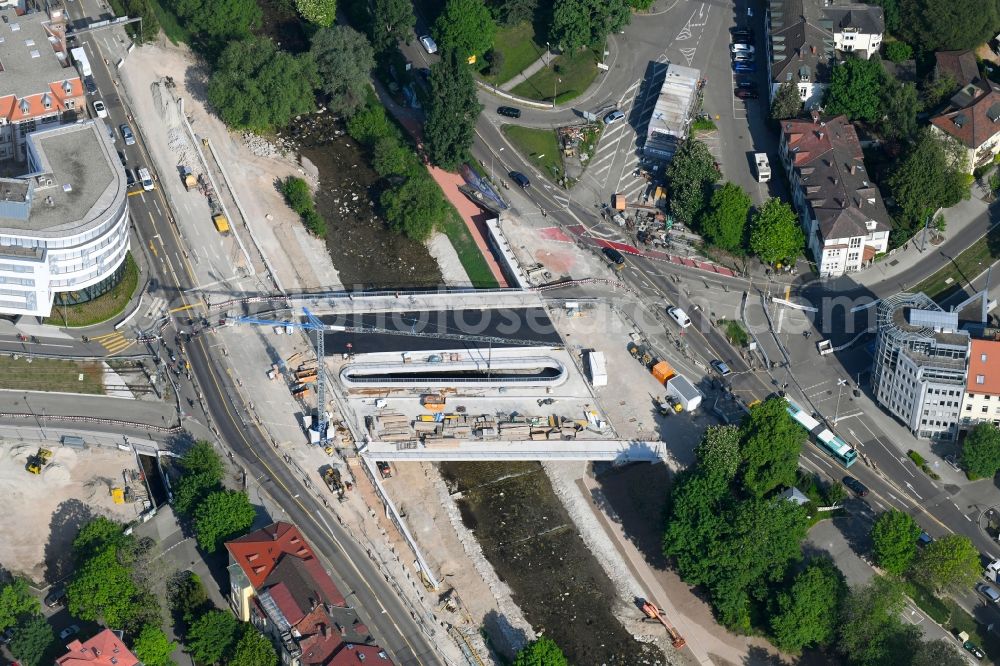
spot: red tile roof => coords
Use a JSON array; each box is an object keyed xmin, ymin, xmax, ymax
[
  {"xmin": 935, "ymin": 50, "xmax": 980, "ymax": 88},
  {"xmin": 56, "ymin": 630, "xmax": 140, "ymax": 666},
  {"xmin": 0, "ymin": 78, "xmax": 84, "ymax": 124},
  {"xmin": 967, "ymin": 339, "xmax": 1000, "ymax": 395},
  {"xmin": 325, "ymin": 645, "xmax": 391, "ymax": 666},
  {"xmin": 931, "ymin": 86, "xmax": 1000, "ymax": 149}
]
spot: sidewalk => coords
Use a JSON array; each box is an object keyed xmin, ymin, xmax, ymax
[{"xmin": 499, "ymin": 50, "xmax": 555, "ymax": 92}]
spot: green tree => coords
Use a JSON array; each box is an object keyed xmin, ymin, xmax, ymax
[
  {"xmin": 187, "ymin": 610, "xmax": 239, "ymax": 665},
  {"xmin": 489, "ymin": 0, "xmax": 538, "ymax": 26},
  {"xmin": 662, "ymin": 471, "xmax": 730, "ymax": 586},
  {"xmin": 888, "ymin": 129, "xmax": 970, "ymax": 230},
  {"xmin": 701, "ymin": 182, "xmax": 751, "ymax": 253},
  {"xmin": 823, "ymin": 57, "xmax": 887, "ymax": 122},
  {"xmin": 962, "ymin": 422, "xmax": 1000, "ymax": 479},
  {"xmin": 73, "ymin": 515, "xmax": 128, "ymax": 561},
  {"xmin": 193, "ymin": 490, "xmax": 257, "ymax": 553},
  {"xmin": 281, "ymin": 176, "xmax": 313, "ymax": 214},
  {"xmin": 911, "ymin": 639, "xmax": 969, "ymax": 666},
  {"xmin": 370, "ymin": 0, "xmax": 416, "ymax": 53},
  {"xmin": 67, "ymin": 545, "xmax": 145, "ymax": 629},
  {"xmin": 838, "ymin": 576, "xmax": 920, "ymax": 666},
  {"xmin": 169, "ymin": 0, "xmax": 261, "ymax": 54},
  {"xmin": 381, "ymin": 175, "xmax": 449, "ymax": 240},
  {"xmin": 372, "ymin": 137, "xmax": 414, "ymax": 177},
  {"xmin": 0, "ymin": 578, "xmax": 40, "ymax": 631},
  {"xmin": 174, "ymin": 471, "xmax": 222, "ymax": 517},
  {"xmin": 168, "ymin": 571, "xmax": 211, "ymax": 628},
  {"xmin": 739, "ymin": 397, "xmax": 804, "ymax": 497},
  {"xmin": 180, "ymin": 441, "xmax": 224, "ymax": 481},
  {"xmin": 879, "ymin": 80, "xmax": 921, "ymax": 144},
  {"xmin": 549, "ymin": 0, "xmax": 630, "ymax": 50},
  {"xmin": 433, "ymin": 0, "xmax": 496, "ymax": 58},
  {"xmin": 346, "ymin": 98, "xmax": 395, "ymax": 146},
  {"xmin": 899, "ymin": 0, "xmax": 1000, "ymax": 52},
  {"xmin": 295, "ymin": 0, "xmax": 335, "ymax": 27},
  {"xmin": 207, "ymin": 38, "xmax": 319, "ymax": 132},
  {"xmin": 884, "ymin": 41, "xmax": 912, "ymax": 63},
  {"xmin": 750, "ymin": 198, "xmax": 804, "ymax": 265},
  {"xmin": 512, "ymin": 636, "xmax": 568, "ymax": 666},
  {"xmin": 666, "ymin": 138, "xmax": 720, "ymax": 227},
  {"xmin": 920, "ymin": 72, "xmax": 956, "ymax": 109},
  {"xmin": 9, "ymin": 615, "xmax": 54, "ymax": 666},
  {"xmin": 132, "ymin": 624, "xmax": 177, "ymax": 666},
  {"xmin": 770, "ymin": 81, "xmax": 803, "ymax": 121},
  {"xmin": 914, "ymin": 534, "xmax": 982, "ymax": 592},
  {"xmin": 230, "ymin": 626, "xmax": 278, "ymax": 666},
  {"xmin": 311, "ymin": 26, "xmax": 375, "ymax": 117},
  {"xmin": 770, "ymin": 558, "xmax": 846, "ymax": 652},
  {"xmin": 425, "ymin": 49, "xmax": 482, "ymax": 169},
  {"xmin": 870, "ymin": 509, "xmax": 921, "ymax": 575},
  {"xmin": 695, "ymin": 425, "xmax": 742, "ymax": 483},
  {"xmin": 119, "ymin": 0, "xmax": 161, "ymax": 43}
]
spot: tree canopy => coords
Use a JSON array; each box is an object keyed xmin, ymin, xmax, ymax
[
  {"xmin": 489, "ymin": 0, "xmax": 539, "ymax": 26},
  {"xmin": 739, "ymin": 397, "xmax": 804, "ymax": 497},
  {"xmin": 372, "ymin": 136, "xmax": 414, "ymax": 177},
  {"xmin": 381, "ymin": 175, "xmax": 449, "ymax": 240},
  {"xmin": 888, "ymin": 129, "xmax": 970, "ymax": 232},
  {"xmin": 899, "ymin": 0, "xmax": 1000, "ymax": 52},
  {"xmin": 369, "ymin": 0, "xmax": 416, "ymax": 53},
  {"xmin": 750, "ymin": 198, "xmax": 804, "ymax": 265},
  {"xmin": 870, "ymin": 509, "xmax": 921, "ymax": 576},
  {"xmin": 425, "ymin": 49, "xmax": 482, "ymax": 169},
  {"xmin": 823, "ymin": 57, "xmax": 887, "ymax": 123},
  {"xmin": 295, "ymin": 0, "xmax": 336, "ymax": 27},
  {"xmin": 169, "ymin": 0, "xmax": 261, "ymax": 55},
  {"xmin": 230, "ymin": 625, "xmax": 278, "ymax": 666},
  {"xmin": 771, "ymin": 81, "xmax": 803, "ymax": 121},
  {"xmin": 512, "ymin": 637, "xmax": 568, "ymax": 666},
  {"xmin": 311, "ymin": 26, "xmax": 375, "ymax": 117},
  {"xmin": 0, "ymin": 579, "xmax": 39, "ymax": 632},
  {"xmin": 962, "ymin": 422, "xmax": 1000, "ymax": 479},
  {"xmin": 911, "ymin": 639, "xmax": 969, "ymax": 666},
  {"xmin": 701, "ymin": 182, "xmax": 751, "ymax": 253},
  {"xmin": 879, "ymin": 80, "xmax": 921, "ymax": 145},
  {"xmin": 132, "ymin": 625, "xmax": 177, "ymax": 666},
  {"xmin": 194, "ymin": 490, "xmax": 256, "ymax": 553},
  {"xmin": 550, "ymin": 0, "xmax": 630, "ymax": 50},
  {"xmin": 769, "ymin": 558, "xmax": 846, "ymax": 652},
  {"xmin": 433, "ymin": 0, "xmax": 496, "ymax": 58},
  {"xmin": 666, "ymin": 138, "xmax": 720, "ymax": 227},
  {"xmin": 9, "ymin": 615, "xmax": 55, "ymax": 666},
  {"xmin": 914, "ymin": 534, "xmax": 982, "ymax": 592},
  {"xmin": 207, "ymin": 37, "xmax": 319, "ymax": 132},
  {"xmin": 838, "ymin": 576, "xmax": 920, "ymax": 666},
  {"xmin": 187, "ymin": 610, "xmax": 240, "ymax": 665}
]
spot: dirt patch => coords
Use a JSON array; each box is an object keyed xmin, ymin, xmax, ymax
[
  {"xmin": 0, "ymin": 443, "xmax": 142, "ymax": 583},
  {"xmin": 255, "ymin": 0, "xmax": 309, "ymax": 55},
  {"xmin": 440, "ymin": 461, "xmax": 666, "ymax": 665}
]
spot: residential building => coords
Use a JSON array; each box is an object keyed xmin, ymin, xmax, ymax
[
  {"xmin": 959, "ymin": 339, "xmax": 1000, "ymax": 428},
  {"xmin": 56, "ymin": 629, "xmax": 141, "ymax": 666},
  {"xmin": 0, "ymin": 120, "xmax": 130, "ymax": 317},
  {"xmin": 764, "ymin": 0, "xmax": 884, "ymax": 106},
  {"xmin": 935, "ymin": 50, "xmax": 980, "ymax": 91},
  {"xmin": 779, "ymin": 113, "xmax": 890, "ymax": 276},
  {"xmin": 226, "ymin": 522, "xmax": 392, "ymax": 666},
  {"xmin": 0, "ymin": 5, "xmax": 83, "ymax": 162},
  {"xmin": 872, "ymin": 292, "xmax": 971, "ymax": 440},
  {"xmin": 643, "ymin": 63, "xmax": 701, "ymax": 161},
  {"xmin": 929, "ymin": 81, "xmax": 1000, "ymax": 174}
]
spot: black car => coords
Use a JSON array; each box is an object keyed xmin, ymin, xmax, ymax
[
  {"xmin": 44, "ymin": 585, "xmax": 65, "ymax": 608},
  {"xmin": 117, "ymin": 150, "xmax": 127, "ymax": 167},
  {"xmin": 842, "ymin": 475, "xmax": 869, "ymax": 497},
  {"xmin": 125, "ymin": 168, "xmax": 137, "ymax": 188},
  {"xmin": 735, "ymin": 89, "xmax": 759, "ymax": 100},
  {"xmin": 84, "ymin": 75, "xmax": 97, "ymax": 95},
  {"xmin": 497, "ymin": 106, "xmax": 522, "ymax": 119},
  {"xmin": 732, "ymin": 28, "xmax": 754, "ymax": 44},
  {"xmin": 510, "ymin": 171, "xmax": 530, "ymax": 188},
  {"xmin": 602, "ymin": 247, "xmax": 626, "ymax": 267},
  {"xmin": 736, "ymin": 80, "xmax": 755, "ymax": 90}
]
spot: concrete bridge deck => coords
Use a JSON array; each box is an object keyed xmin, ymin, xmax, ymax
[{"xmin": 359, "ymin": 439, "xmax": 666, "ymax": 463}]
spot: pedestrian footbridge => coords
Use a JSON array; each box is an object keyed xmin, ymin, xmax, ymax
[{"xmin": 358, "ymin": 439, "xmax": 667, "ymax": 464}]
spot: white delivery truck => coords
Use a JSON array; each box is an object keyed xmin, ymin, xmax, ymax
[
  {"xmin": 666, "ymin": 375, "xmax": 702, "ymax": 411},
  {"xmin": 754, "ymin": 153, "xmax": 771, "ymax": 182},
  {"xmin": 71, "ymin": 47, "xmax": 91, "ymax": 77},
  {"xmin": 586, "ymin": 351, "xmax": 608, "ymax": 387}
]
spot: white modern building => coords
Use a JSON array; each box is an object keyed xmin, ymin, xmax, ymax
[
  {"xmin": 0, "ymin": 120, "xmax": 130, "ymax": 317},
  {"xmin": 872, "ymin": 293, "xmax": 971, "ymax": 441}
]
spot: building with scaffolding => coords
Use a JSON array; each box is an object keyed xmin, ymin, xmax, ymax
[{"xmin": 872, "ymin": 292, "xmax": 971, "ymax": 440}]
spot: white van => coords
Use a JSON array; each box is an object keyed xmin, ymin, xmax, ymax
[{"xmin": 138, "ymin": 167, "xmax": 154, "ymax": 191}]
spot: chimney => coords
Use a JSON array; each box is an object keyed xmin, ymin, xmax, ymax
[
  {"xmin": 811, "ymin": 110, "xmax": 820, "ymax": 124},
  {"xmin": 849, "ymin": 164, "xmax": 856, "ymax": 175},
  {"xmin": 811, "ymin": 45, "xmax": 816, "ymax": 54}
]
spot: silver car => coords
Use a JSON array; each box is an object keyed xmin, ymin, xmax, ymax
[
  {"xmin": 978, "ymin": 583, "xmax": 1000, "ymax": 603},
  {"xmin": 120, "ymin": 123, "xmax": 135, "ymax": 146}
]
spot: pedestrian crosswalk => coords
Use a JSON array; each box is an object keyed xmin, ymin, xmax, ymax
[
  {"xmin": 91, "ymin": 331, "xmax": 135, "ymax": 355},
  {"xmin": 143, "ymin": 296, "xmax": 168, "ymax": 320}
]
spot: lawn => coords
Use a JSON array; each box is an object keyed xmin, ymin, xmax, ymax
[
  {"xmin": 0, "ymin": 356, "xmax": 105, "ymax": 394},
  {"xmin": 911, "ymin": 226, "xmax": 999, "ymax": 301},
  {"xmin": 45, "ymin": 254, "xmax": 140, "ymax": 328},
  {"xmin": 439, "ymin": 207, "xmax": 499, "ymax": 288},
  {"xmin": 501, "ymin": 125, "xmax": 562, "ymax": 183},
  {"xmin": 510, "ymin": 47, "xmax": 600, "ymax": 103},
  {"xmin": 479, "ymin": 22, "xmax": 545, "ymax": 85}
]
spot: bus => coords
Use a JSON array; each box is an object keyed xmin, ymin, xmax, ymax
[{"xmin": 785, "ymin": 397, "xmax": 857, "ymax": 468}]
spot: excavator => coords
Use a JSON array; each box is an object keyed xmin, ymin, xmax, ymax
[
  {"xmin": 322, "ymin": 467, "xmax": 350, "ymax": 501},
  {"xmin": 26, "ymin": 448, "xmax": 52, "ymax": 475},
  {"xmin": 640, "ymin": 599, "xmax": 686, "ymax": 649}
]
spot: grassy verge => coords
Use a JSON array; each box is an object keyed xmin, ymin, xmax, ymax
[
  {"xmin": 480, "ymin": 22, "xmax": 544, "ymax": 85},
  {"xmin": 720, "ymin": 319, "xmax": 749, "ymax": 347},
  {"xmin": 45, "ymin": 254, "xmax": 139, "ymax": 328},
  {"xmin": 510, "ymin": 47, "xmax": 600, "ymax": 103},
  {"xmin": 903, "ymin": 580, "xmax": 950, "ymax": 624},
  {"xmin": 439, "ymin": 207, "xmax": 499, "ymax": 288},
  {"xmin": 0, "ymin": 356, "xmax": 104, "ymax": 394},
  {"xmin": 149, "ymin": 0, "xmax": 190, "ymax": 45},
  {"xmin": 911, "ymin": 228, "xmax": 998, "ymax": 301},
  {"xmin": 945, "ymin": 599, "xmax": 1000, "ymax": 660},
  {"xmin": 501, "ymin": 125, "xmax": 562, "ymax": 183}
]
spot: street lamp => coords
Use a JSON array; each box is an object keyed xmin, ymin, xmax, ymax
[{"xmin": 833, "ymin": 378, "xmax": 848, "ymax": 424}]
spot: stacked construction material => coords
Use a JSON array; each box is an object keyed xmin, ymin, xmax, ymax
[{"xmin": 374, "ymin": 411, "xmax": 412, "ymax": 441}]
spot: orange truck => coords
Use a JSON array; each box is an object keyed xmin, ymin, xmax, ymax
[{"xmin": 651, "ymin": 361, "xmax": 676, "ymax": 384}]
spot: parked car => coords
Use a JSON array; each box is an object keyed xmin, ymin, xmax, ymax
[
  {"xmin": 509, "ymin": 171, "xmax": 530, "ymax": 189},
  {"xmin": 602, "ymin": 247, "xmax": 625, "ymax": 268},
  {"xmin": 125, "ymin": 168, "xmax": 137, "ymax": 188},
  {"xmin": 735, "ymin": 89, "xmax": 759, "ymax": 100},
  {"xmin": 497, "ymin": 106, "xmax": 521, "ymax": 118},
  {"xmin": 59, "ymin": 625, "xmax": 79, "ymax": 640},
  {"xmin": 710, "ymin": 360, "xmax": 732, "ymax": 376},
  {"xmin": 977, "ymin": 583, "xmax": 1000, "ymax": 603},
  {"xmin": 736, "ymin": 80, "xmax": 755, "ymax": 90},
  {"xmin": 730, "ymin": 43, "xmax": 755, "ymax": 54},
  {"xmin": 667, "ymin": 306, "xmax": 692, "ymax": 328},
  {"xmin": 917, "ymin": 531, "xmax": 933, "ymax": 547},
  {"xmin": 733, "ymin": 52, "xmax": 755, "ymax": 62},
  {"xmin": 119, "ymin": 123, "xmax": 135, "ymax": 146},
  {"xmin": 733, "ymin": 61, "xmax": 756, "ymax": 73},
  {"xmin": 419, "ymin": 35, "xmax": 437, "ymax": 54},
  {"xmin": 604, "ymin": 109, "xmax": 626, "ymax": 125},
  {"xmin": 732, "ymin": 28, "xmax": 754, "ymax": 43},
  {"xmin": 964, "ymin": 641, "xmax": 986, "ymax": 660},
  {"xmin": 842, "ymin": 475, "xmax": 868, "ymax": 497},
  {"xmin": 83, "ymin": 75, "xmax": 97, "ymax": 95},
  {"xmin": 116, "ymin": 150, "xmax": 127, "ymax": 167},
  {"xmin": 92, "ymin": 99, "xmax": 107, "ymax": 119},
  {"xmin": 44, "ymin": 585, "xmax": 66, "ymax": 608}
]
